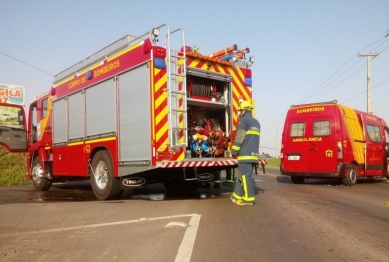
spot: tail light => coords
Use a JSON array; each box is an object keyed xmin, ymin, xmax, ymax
[
  {"xmin": 337, "ymin": 141, "xmax": 343, "ymax": 159},
  {"xmin": 280, "ymin": 143, "xmax": 283, "ymax": 158}
]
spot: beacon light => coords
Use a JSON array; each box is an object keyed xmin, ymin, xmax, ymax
[
  {"xmin": 154, "ymin": 58, "xmax": 166, "ymax": 69},
  {"xmin": 142, "ymin": 38, "xmax": 152, "ymax": 54},
  {"xmin": 245, "ymin": 77, "xmax": 252, "ymax": 87},
  {"xmin": 87, "ymin": 70, "xmax": 93, "ymax": 80}
]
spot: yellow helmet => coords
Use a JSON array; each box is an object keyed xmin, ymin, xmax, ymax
[{"xmin": 238, "ymin": 101, "xmax": 253, "ymax": 111}]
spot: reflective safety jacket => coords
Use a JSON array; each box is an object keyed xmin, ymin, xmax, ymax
[{"xmin": 231, "ymin": 112, "xmax": 260, "ymax": 163}]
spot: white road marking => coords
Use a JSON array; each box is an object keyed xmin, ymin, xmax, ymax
[
  {"xmin": 165, "ymin": 222, "xmax": 188, "ymax": 228},
  {"xmin": 0, "ymin": 213, "xmax": 199, "ymax": 235},
  {"xmin": 1, "ymin": 213, "xmax": 202, "ymax": 261},
  {"xmin": 175, "ymin": 214, "xmax": 201, "ymax": 262}
]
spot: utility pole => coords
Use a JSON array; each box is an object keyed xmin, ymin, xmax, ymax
[{"xmin": 358, "ymin": 53, "xmax": 378, "ymax": 114}]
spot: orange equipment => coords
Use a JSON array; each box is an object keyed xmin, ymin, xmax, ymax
[
  {"xmin": 207, "ymin": 44, "xmax": 237, "ymax": 59},
  {"xmin": 234, "ymin": 47, "xmax": 250, "ymax": 58}
]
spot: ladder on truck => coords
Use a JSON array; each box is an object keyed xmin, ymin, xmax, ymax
[{"xmin": 163, "ymin": 25, "xmax": 188, "ymax": 149}]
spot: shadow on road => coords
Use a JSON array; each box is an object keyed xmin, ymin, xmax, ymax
[{"xmin": 275, "ymin": 175, "xmax": 388, "ymax": 187}]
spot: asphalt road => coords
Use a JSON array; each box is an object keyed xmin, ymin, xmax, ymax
[{"xmin": 1, "ymin": 168, "xmax": 389, "ymax": 262}]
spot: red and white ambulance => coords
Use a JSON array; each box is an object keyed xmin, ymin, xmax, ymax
[{"xmin": 280, "ymin": 100, "xmax": 389, "ymax": 186}]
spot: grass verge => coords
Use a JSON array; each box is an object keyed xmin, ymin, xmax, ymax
[
  {"xmin": 0, "ymin": 147, "xmax": 30, "ymax": 186},
  {"xmin": 266, "ymin": 158, "xmax": 281, "ymax": 169}
]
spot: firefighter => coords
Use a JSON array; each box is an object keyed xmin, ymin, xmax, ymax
[
  {"xmin": 200, "ymin": 171, "xmax": 221, "ymax": 188},
  {"xmin": 223, "ymin": 168, "xmax": 235, "ymax": 185},
  {"xmin": 213, "ymin": 168, "xmax": 234, "ymax": 188},
  {"xmin": 230, "ymin": 101, "xmax": 260, "ymax": 206},
  {"xmin": 202, "ymin": 169, "xmax": 233, "ymax": 188},
  {"xmin": 213, "ymin": 170, "xmax": 221, "ymax": 188}
]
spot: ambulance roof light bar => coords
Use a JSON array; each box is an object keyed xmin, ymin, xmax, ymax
[{"xmin": 290, "ymin": 100, "xmax": 338, "ymax": 108}]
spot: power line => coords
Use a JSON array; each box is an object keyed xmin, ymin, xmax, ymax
[
  {"xmin": 342, "ymin": 78, "xmax": 389, "ymax": 104},
  {"xmin": 309, "ymin": 59, "xmax": 364, "ymax": 101},
  {"xmin": 299, "ymin": 35, "xmax": 387, "ymax": 104},
  {"xmin": 313, "ymin": 62, "xmax": 366, "ymax": 102},
  {"xmin": 0, "ymin": 51, "xmax": 54, "ymax": 77},
  {"xmin": 371, "ymin": 37, "xmax": 389, "ymax": 54}
]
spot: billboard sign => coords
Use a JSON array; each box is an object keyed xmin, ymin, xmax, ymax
[{"xmin": 0, "ymin": 84, "xmax": 25, "ymax": 105}]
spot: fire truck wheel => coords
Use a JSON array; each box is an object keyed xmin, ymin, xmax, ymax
[
  {"xmin": 90, "ymin": 150, "xmax": 123, "ymax": 200},
  {"xmin": 290, "ymin": 175, "xmax": 305, "ymax": 184},
  {"xmin": 343, "ymin": 164, "xmax": 357, "ymax": 186},
  {"xmin": 31, "ymin": 157, "xmax": 52, "ymax": 191}
]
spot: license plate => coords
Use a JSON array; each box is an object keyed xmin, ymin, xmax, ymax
[{"xmin": 288, "ymin": 155, "xmax": 300, "ymax": 160}]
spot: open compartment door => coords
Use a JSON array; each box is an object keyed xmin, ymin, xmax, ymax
[{"xmin": 0, "ymin": 103, "xmax": 27, "ymax": 152}]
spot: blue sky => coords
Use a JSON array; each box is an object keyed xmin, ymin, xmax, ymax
[{"xmin": 1, "ymin": 0, "xmax": 388, "ymax": 156}]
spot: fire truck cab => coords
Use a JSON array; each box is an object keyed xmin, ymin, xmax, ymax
[
  {"xmin": 0, "ymin": 24, "xmax": 256, "ymax": 200},
  {"xmin": 280, "ymin": 100, "xmax": 389, "ymax": 186}
]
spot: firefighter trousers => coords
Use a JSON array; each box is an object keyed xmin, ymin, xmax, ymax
[
  {"xmin": 232, "ymin": 163, "xmax": 255, "ymax": 203},
  {"xmin": 225, "ymin": 168, "xmax": 234, "ymax": 183}
]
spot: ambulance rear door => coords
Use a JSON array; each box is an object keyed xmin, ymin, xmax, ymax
[{"xmin": 305, "ymin": 116, "xmax": 338, "ymax": 173}]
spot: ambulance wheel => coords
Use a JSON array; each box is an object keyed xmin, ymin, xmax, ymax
[
  {"xmin": 291, "ymin": 176, "xmax": 305, "ymax": 184},
  {"xmin": 343, "ymin": 164, "xmax": 357, "ymax": 186},
  {"xmin": 90, "ymin": 150, "xmax": 123, "ymax": 200},
  {"xmin": 31, "ymin": 157, "xmax": 52, "ymax": 191}
]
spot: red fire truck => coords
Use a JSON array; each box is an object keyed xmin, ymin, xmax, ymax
[
  {"xmin": 0, "ymin": 24, "xmax": 256, "ymax": 200},
  {"xmin": 280, "ymin": 100, "xmax": 389, "ymax": 186}
]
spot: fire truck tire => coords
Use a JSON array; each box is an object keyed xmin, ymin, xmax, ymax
[
  {"xmin": 343, "ymin": 164, "xmax": 357, "ymax": 186},
  {"xmin": 90, "ymin": 150, "xmax": 123, "ymax": 200},
  {"xmin": 290, "ymin": 175, "xmax": 305, "ymax": 184},
  {"xmin": 31, "ymin": 157, "xmax": 52, "ymax": 191}
]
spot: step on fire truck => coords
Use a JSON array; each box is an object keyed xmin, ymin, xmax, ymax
[{"xmin": 0, "ymin": 24, "xmax": 256, "ymax": 200}]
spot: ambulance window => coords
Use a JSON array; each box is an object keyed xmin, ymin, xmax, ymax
[
  {"xmin": 314, "ymin": 120, "xmax": 331, "ymax": 136},
  {"xmin": 42, "ymin": 99, "xmax": 48, "ymax": 118},
  {"xmin": 290, "ymin": 122, "xmax": 305, "ymax": 137},
  {"xmin": 366, "ymin": 124, "xmax": 381, "ymax": 142}
]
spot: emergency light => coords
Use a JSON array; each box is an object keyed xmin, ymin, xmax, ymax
[
  {"xmin": 153, "ymin": 46, "xmax": 166, "ymax": 69},
  {"xmin": 243, "ymin": 68, "xmax": 252, "ymax": 87},
  {"xmin": 154, "ymin": 58, "xmax": 165, "ymax": 69},
  {"xmin": 87, "ymin": 70, "xmax": 93, "ymax": 80},
  {"xmin": 153, "ymin": 47, "xmax": 166, "ymax": 58}
]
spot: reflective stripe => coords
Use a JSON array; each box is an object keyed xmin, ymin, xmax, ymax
[
  {"xmin": 232, "ymin": 145, "xmax": 241, "ymax": 150},
  {"xmin": 246, "ymin": 130, "xmax": 260, "ymax": 136},
  {"xmin": 243, "ymin": 196, "xmax": 255, "ymax": 202},
  {"xmin": 233, "ymin": 193, "xmax": 242, "ymax": 200},
  {"xmin": 226, "ymin": 180, "xmax": 234, "ymax": 183},
  {"xmin": 242, "ymin": 175, "xmax": 249, "ymax": 199},
  {"xmin": 242, "ymin": 175, "xmax": 255, "ymax": 202},
  {"xmin": 237, "ymin": 156, "xmax": 259, "ymax": 161},
  {"xmin": 214, "ymin": 180, "xmax": 221, "ymax": 183}
]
